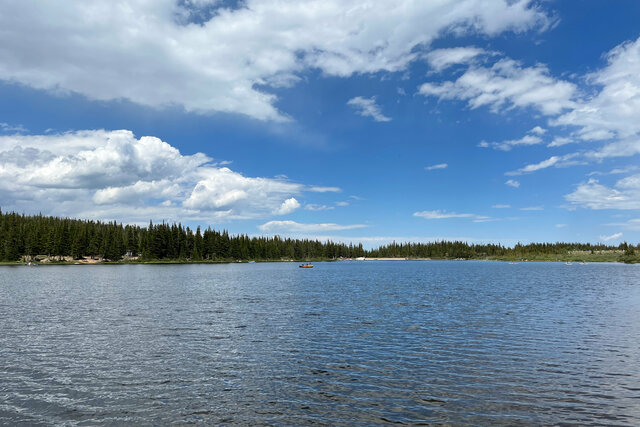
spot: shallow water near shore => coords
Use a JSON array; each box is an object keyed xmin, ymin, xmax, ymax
[{"xmin": 1, "ymin": 261, "xmax": 639, "ymax": 425}]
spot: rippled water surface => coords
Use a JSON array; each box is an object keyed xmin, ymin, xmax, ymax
[{"xmin": 1, "ymin": 261, "xmax": 639, "ymax": 425}]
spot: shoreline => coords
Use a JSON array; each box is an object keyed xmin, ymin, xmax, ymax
[{"xmin": 3, "ymin": 256, "xmax": 636, "ymax": 266}]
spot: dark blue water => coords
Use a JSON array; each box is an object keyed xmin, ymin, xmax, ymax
[{"xmin": 1, "ymin": 261, "xmax": 639, "ymax": 425}]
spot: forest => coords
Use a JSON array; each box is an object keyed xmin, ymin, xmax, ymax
[{"xmin": 0, "ymin": 210, "xmax": 638, "ymax": 263}]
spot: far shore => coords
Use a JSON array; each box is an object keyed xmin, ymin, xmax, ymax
[{"xmin": 2, "ymin": 253, "xmax": 636, "ymax": 266}]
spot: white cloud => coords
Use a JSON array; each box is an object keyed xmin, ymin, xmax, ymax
[
  {"xmin": 588, "ymin": 165, "xmax": 640, "ymax": 176},
  {"xmin": 584, "ymin": 138, "xmax": 640, "ymax": 160},
  {"xmin": 335, "ymin": 201, "xmax": 349, "ymax": 207},
  {"xmin": 0, "ymin": 129, "xmax": 332, "ymax": 222},
  {"xmin": 347, "ymin": 96, "xmax": 391, "ymax": 122},
  {"xmin": 413, "ymin": 210, "xmax": 490, "ymax": 222},
  {"xmin": 425, "ymin": 163, "xmax": 448, "ymax": 170},
  {"xmin": 607, "ymin": 219, "xmax": 640, "ymax": 231},
  {"xmin": 547, "ymin": 136, "xmax": 574, "ymax": 147},
  {"xmin": 425, "ymin": 47, "xmax": 488, "ymax": 72},
  {"xmin": 556, "ymin": 223, "xmax": 566, "ymax": 228},
  {"xmin": 304, "ymin": 204, "xmax": 334, "ymax": 211},
  {"xmin": 419, "ymin": 58, "xmax": 577, "ymax": 115},
  {"xmin": 479, "ymin": 134, "xmax": 542, "ymax": 151},
  {"xmin": 0, "ymin": 122, "xmax": 28, "ymax": 133},
  {"xmin": 520, "ymin": 206, "xmax": 543, "ymax": 211},
  {"xmin": 507, "ymin": 155, "xmax": 562, "ymax": 175},
  {"xmin": 258, "ymin": 220, "xmax": 367, "ymax": 233},
  {"xmin": 565, "ymin": 176, "xmax": 640, "ymax": 210},
  {"xmin": 600, "ymin": 232, "xmax": 623, "ymax": 241},
  {"xmin": 529, "ymin": 126, "xmax": 546, "ymax": 135},
  {"xmin": 0, "ymin": 1, "xmax": 549, "ymax": 121},
  {"xmin": 492, "ymin": 204, "xmax": 511, "ymax": 208},
  {"xmin": 552, "ymin": 36, "xmax": 640, "ymax": 143},
  {"xmin": 505, "ymin": 179, "xmax": 520, "ymax": 188},
  {"xmin": 307, "ymin": 186, "xmax": 342, "ymax": 193},
  {"xmin": 275, "ymin": 197, "xmax": 301, "ymax": 215},
  {"xmin": 419, "ymin": 35, "xmax": 640, "ymax": 193}
]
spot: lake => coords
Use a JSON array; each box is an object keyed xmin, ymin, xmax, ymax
[{"xmin": 1, "ymin": 261, "xmax": 639, "ymax": 425}]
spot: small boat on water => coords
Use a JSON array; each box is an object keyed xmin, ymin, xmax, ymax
[
  {"xmin": 299, "ymin": 264, "xmax": 314, "ymax": 268},
  {"xmin": 248, "ymin": 260, "xmax": 256, "ymax": 264}
]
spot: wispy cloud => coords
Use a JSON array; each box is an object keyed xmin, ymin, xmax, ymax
[
  {"xmin": 304, "ymin": 204, "xmax": 334, "ymax": 211},
  {"xmin": 492, "ymin": 204, "xmax": 511, "ymax": 209},
  {"xmin": 420, "ymin": 58, "xmax": 576, "ymax": 116},
  {"xmin": 507, "ymin": 153, "xmax": 582, "ymax": 176},
  {"xmin": 347, "ymin": 96, "xmax": 392, "ymax": 122},
  {"xmin": 413, "ymin": 210, "xmax": 490, "ymax": 222},
  {"xmin": 505, "ymin": 179, "xmax": 520, "ymax": 188},
  {"xmin": 607, "ymin": 219, "xmax": 640, "ymax": 231},
  {"xmin": 258, "ymin": 220, "xmax": 367, "ymax": 233},
  {"xmin": 600, "ymin": 232, "xmax": 622, "ymax": 241},
  {"xmin": 520, "ymin": 206, "xmax": 544, "ymax": 211},
  {"xmin": 479, "ymin": 127, "xmax": 546, "ymax": 151},
  {"xmin": 425, "ymin": 163, "xmax": 448, "ymax": 170},
  {"xmin": 0, "ymin": 122, "xmax": 28, "ymax": 133},
  {"xmin": 307, "ymin": 186, "xmax": 341, "ymax": 193},
  {"xmin": 425, "ymin": 46, "xmax": 489, "ymax": 72},
  {"xmin": 587, "ymin": 165, "xmax": 640, "ymax": 176}
]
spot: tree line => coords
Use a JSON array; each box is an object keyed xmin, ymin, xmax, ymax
[
  {"xmin": 0, "ymin": 209, "xmax": 637, "ymax": 262},
  {"xmin": 0, "ymin": 209, "xmax": 365, "ymax": 261}
]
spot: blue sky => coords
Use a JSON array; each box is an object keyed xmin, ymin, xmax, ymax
[{"xmin": 1, "ymin": 0, "xmax": 639, "ymax": 247}]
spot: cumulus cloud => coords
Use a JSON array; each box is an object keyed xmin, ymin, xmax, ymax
[
  {"xmin": 565, "ymin": 175, "xmax": 640, "ymax": 210},
  {"xmin": 505, "ymin": 179, "xmax": 520, "ymax": 188},
  {"xmin": 275, "ymin": 198, "xmax": 301, "ymax": 215},
  {"xmin": 413, "ymin": 210, "xmax": 490, "ymax": 222},
  {"xmin": 347, "ymin": 96, "xmax": 391, "ymax": 122},
  {"xmin": 258, "ymin": 220, "xmax": 367, "ymax": 233},
  {"xmin": 0, "ymin": 129, "xmax": 331, "ymax": 222},
  {"xmin": 0, "ymin": 0, "xmax": 549, "ymax": 121},
  {"xmin": 425, "ymin": 163, "xmax": 448, "ymax": 170}
]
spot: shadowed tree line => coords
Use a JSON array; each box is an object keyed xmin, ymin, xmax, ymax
[
  {"xmin": 367, "ymin": 240, "xmax": 638, "ymax": 261},
  {"xmin": 0, "ymin": 210, "xmax": 638, "ymax": 263},
  {"xmin": 0, "ymin": 209, "xmax": 365, "ymax": 262}
]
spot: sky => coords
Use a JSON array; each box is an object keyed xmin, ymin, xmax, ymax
[{"xmin": 1, "ymin": 0, "xmax": 639, "ymax": 247}]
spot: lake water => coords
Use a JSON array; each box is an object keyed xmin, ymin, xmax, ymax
[{"xmin": 1, "ymin": 261, "xmax": 639, "ymax": 425}]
